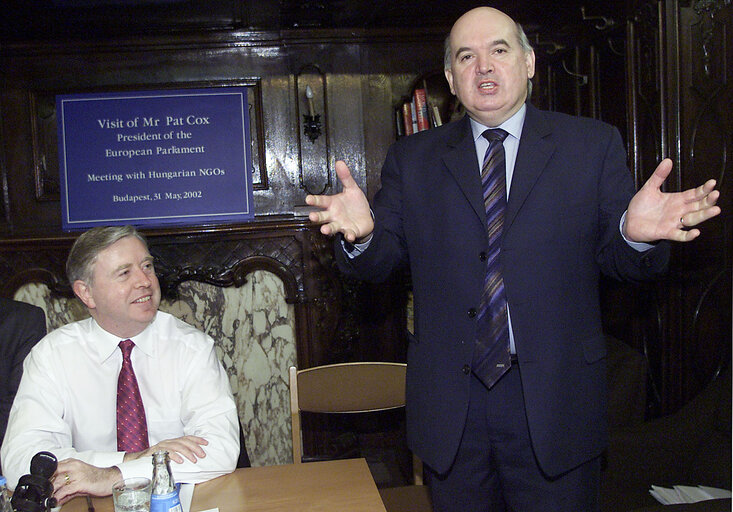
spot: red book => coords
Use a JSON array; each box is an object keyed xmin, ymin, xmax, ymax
[
  {"xmin": 413, "ymin": 88, "xmax": 429, "ymax": 131},
  {"xmin": 402, "ymin": 101, "xmax": 414, "ymax": 136}
]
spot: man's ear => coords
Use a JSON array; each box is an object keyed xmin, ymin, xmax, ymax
[
  {"xmin": 73, "ymin": 280, "xmax": 95, "ymax": 309},
  {"xmin": 526, "ymin": 49, "xmax": 536, "ymax": 79},
  {"xmin": 445, "ymin": 68, "xmax": 456, "ymax": 95}
]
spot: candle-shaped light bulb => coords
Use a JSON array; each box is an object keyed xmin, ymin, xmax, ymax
[{"xmin": 305, "ymin": 85, "xmax": 315, "ymax": 117}]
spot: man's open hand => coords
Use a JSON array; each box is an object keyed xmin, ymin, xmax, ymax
[
  {"xmin": 306, "ymin": 160, "xmax": 374, "ymax": 243},
  {"xmin": 625, "ymin": 158, "xmax": 721, "ymax": 243}
]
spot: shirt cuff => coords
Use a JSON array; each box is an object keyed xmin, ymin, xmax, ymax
[
  {"xmin": 341, "ymin": 209, "xmax": 375, "ymax": 258},
  {"xmin": 620, "ymin": 210, "xmax": 655, "ymax": 252},
  {"xmin": 116, "ymin": 455, "xmax": 154, "ymax": 481},
  {"xmin": 80, "ymin": 450, "xmax": 125, "ymax": 471},
  {"xmin": 342, "ymin": 235, "xmax": 372, "ymax": 259}
]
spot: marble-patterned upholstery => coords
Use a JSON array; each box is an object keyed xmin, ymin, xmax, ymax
[
  {"xmin": 14, "ymin": 284, "xmax": 88, "ymax": 330},
  {"xmin": 13, "ymin": 270, "xmax": 295, "ymax": 466}
]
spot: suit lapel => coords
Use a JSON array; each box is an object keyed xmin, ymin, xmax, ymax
[
  {"xmin": 441, "ymin": 116, "xmax": 485, "ymax": 224},
  {"xmin": 505, "ymin": 104, "xmax": 556, "ymax": 233}
]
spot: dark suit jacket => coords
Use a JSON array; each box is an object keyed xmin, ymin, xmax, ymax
[
  {"xmin": 335, "ymin": 103, "xmax": 669, "ymax": 477},
  {"xmin": 0, "ymin": 298, "xmax": 46, "ymax": 455}
]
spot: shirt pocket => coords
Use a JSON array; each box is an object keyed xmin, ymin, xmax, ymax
[{"xmin": 147, "ymin": 417, "xmax": 185, "ymax": 441}]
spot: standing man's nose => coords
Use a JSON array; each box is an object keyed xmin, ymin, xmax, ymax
[{"xmin": 476, "ymin": 54, "xmax": 493, "ymax": 75}]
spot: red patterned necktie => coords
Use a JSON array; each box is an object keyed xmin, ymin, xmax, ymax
[
  {"xmin": 116, "ymin": 339, "xmax": 149, "ymax": 452},
  {"xmin": 472, "ymin": 128, "xmax": 512, "ymax": 389}
]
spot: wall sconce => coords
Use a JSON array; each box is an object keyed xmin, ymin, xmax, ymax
[
  {"xmin": 296, "ymin": 64, "xmax": 330, "ymax": 195},
  {"xmin": 303, "ymin": 85, "xmax": 322, "ymax": 143}
]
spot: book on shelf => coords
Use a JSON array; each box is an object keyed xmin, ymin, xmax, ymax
[
  {"xmin": 413, "ymin": 88, "xmax": 430, "ymax": 132},
  {"xmin": 401, "ymin": 101, "xmax": 414, "ymax": 136},
  {"xmin": 410, "ymin": 99, "xmax": 418, "ymax": 133},
  {"xmin": 420, "ymin": 79, "xmax": 443, "ymax": 128},
  {"xmin": 397, "ymin": 77, "xmax": 447, "ymax": 137},
  {"xmin": 431, "ymin": 105, "xmax": 442, "ymax": 127},
  {"xmin": 394, "ymin": 112, "xmax": 403, "ymax": 138}
]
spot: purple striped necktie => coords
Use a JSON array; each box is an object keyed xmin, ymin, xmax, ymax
[
  {"xmin": 472, "ymin": 128, "xmax": 512, "ymax": 389},
  {"xmin": 116, "ymin": 339, "xmax": 149, "ymax": 452}
]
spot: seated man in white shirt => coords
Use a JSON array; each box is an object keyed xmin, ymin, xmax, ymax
[{"xmin": 1, "ymin": 225, "xmax": 240, "ymax": 505}]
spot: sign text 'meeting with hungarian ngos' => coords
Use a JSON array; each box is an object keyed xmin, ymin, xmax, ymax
[{"xmin": 57, "ymin": 87, "xmax": 255, "ymax": 231}]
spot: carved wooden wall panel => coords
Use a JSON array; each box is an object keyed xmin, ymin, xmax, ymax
[
  {"xmin": 675, "ymin": 0, "xmax": 731, "ymax": 402},
  {"xmin": 623, "ymin": 0, "xmax": 731, "ymax": 414}
]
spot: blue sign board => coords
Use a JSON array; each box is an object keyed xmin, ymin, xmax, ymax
[{"xmin": 57, "ymin": 87, "xmax": 255, "ymax": 230}]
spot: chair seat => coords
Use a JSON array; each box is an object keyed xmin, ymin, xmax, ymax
[{"xmin": 379, "ymin": 484, "xmax": 433, "ymax": 512}]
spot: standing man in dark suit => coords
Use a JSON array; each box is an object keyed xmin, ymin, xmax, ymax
[
  {"xmin": 305, "ymin": 6, "xmax": 721, "ymax": 512},
  {"xmin": 0, "ymin": 298, "xmax": 46, "ymax": 467}
]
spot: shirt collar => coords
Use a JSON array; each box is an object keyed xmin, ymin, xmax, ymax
[
  {"xmin": 470, "ymin": 103, "xmax": 526, "ymax": 143},
  {"xmin": 90, "ymin": 313, "xmax": 157, "ymax": 362}
]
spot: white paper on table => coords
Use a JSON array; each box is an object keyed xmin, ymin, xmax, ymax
[
  {"xmin": 178, "ymin": 483, "xmax": 195, "ymax": 512},
  {"xmin": 699, "ymin": 486, "xmax": 733, "ymax": 500},
  {"xmin": 649, "ymin": 485, "xmax": 681, "ymax": 505},
  {"xmin": 676, "ymin": 485, "xmax": 714, "ymax": 503},
  {"xmin": 650, "ymin": 485, "xmax": 732, "ymax": 505}
]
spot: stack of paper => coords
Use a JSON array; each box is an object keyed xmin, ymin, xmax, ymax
[{"xmin": 649, "ymin": 485, "xmax": 732, "ymax": 504}]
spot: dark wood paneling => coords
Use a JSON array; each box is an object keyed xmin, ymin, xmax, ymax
[
  {"xmin": 674, "ymin": 0, "xmax": 731, "ymax": 404},
  {"xmin": 618, "ymin": 0, "xmax": 731, "ymax": 415},
  {"xmin": 0, "ymin": 29, "xmax": 451, "ymax": 236},
  {"xmin": 0, "ymin": 0, "xmax": 729, "ymax": 421}
]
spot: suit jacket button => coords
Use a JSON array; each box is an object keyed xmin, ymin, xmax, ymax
[
  {"xmin": 467, "ymin": 308, "xmax": 477, "ymax": 318},
  {"xmin": 462, "ymin": 364, "xmax": 471, "ymax": 375},
  {"xmin": 479, "ymin": 251, "xmax": 487, "ymax": 262}
]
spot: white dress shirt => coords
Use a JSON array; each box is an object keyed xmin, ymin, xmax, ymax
[{"xmin": 1, "ymin": 311, "xmax": 239, "ymax": 489}]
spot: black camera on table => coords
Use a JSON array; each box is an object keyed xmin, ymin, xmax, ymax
[{"xmin": 11, "ymin": 452, "xmax": 58, "ymax": 512}]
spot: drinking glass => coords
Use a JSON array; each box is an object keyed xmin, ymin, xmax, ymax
[{"xmin": 112, "ymin": 478, "xmax": 152, "ymax": 512}]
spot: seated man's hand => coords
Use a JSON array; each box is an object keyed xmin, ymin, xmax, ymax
[
  {"xmin": 124, "ymin": 435, "xmax": 209, "ymax": 464},
  {"xmin": 52, "ymin": 458, "xmax": 122, "ymax": 505}
]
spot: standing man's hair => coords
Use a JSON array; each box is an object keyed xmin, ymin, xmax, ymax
[{"xmin": 66, "ymin": 225, "xmax": 148, "ymax": 286}]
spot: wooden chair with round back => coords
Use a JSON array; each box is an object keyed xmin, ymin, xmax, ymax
[{"xmin": 289, "ymin": 362, "xmax": 432, "ymax": 512}]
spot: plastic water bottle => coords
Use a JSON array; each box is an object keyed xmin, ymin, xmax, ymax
[
  {"xmin": 0, "ymin": 476, "xmax": 13, "ymax": 512},
  {"xmin": 150, "ymin": 451, "xmax": 181, "ymax": 512}
]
